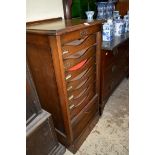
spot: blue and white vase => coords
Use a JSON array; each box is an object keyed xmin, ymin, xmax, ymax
[
  {"xmin": 102, "ymin": 19, "xmax": 114, "ymax": 41},
  {"xmin": 96, "ymin": 2, "xmax": 107, "ymax": 20},
  {"xmin": 85, "ymin": 11, "xmax": 95, "ymax": 21},
  {"xmin": 114, "ymin": 19, "xmax": 125, "ymax": 36}
]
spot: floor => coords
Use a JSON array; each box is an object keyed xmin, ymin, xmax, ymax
[{"xmin": 64, "ymin": 78, "xmax": 129, "ymax": 155}]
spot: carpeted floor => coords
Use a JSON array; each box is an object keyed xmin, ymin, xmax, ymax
[{"xmin": 65, "ymin": 78, "xmax": 129, "ymax": 155}]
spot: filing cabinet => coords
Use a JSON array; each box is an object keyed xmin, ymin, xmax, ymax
[{"xmin": 26, "ymin": 18, "xmax": 102, "ymax": 153}]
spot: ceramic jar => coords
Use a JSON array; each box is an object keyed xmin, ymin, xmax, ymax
[
  {"xmin": 106, "ymin": 2, "xmax": 115, "ymax": 19},
  {"xmin": 114, "ymin": 19, "xmax": 125, "ymax": 36},
  {"xmin": 96, "ymin": 2, "xmax": 107, "ymax": 20},
  {"xmin": 85, "ymin": 11, "xmax": 95, "ymax": 21},
  {"xmin": 102, "ymin": 19, "xmax": 114, "ymax": 41}
]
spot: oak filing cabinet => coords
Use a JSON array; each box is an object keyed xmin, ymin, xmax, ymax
[
  {"xmin": 26, "ymin": 18, "xmax": 102, "ymax": 153},
  {"xmin": 26, "ymin": 64, "xmax": 66, "ymax": 155}
]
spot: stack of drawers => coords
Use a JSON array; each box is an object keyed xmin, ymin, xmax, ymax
[
  {"xmin": 100, "ymin": 37, "xmax": 129, "ymax": 113},
  {"xmin": 62, "ymin": 34, "xmax": 97, "ymax": 119},
  {"xmin": 26, "ymin": 18, "xmax": 102, "ymax": 153}
]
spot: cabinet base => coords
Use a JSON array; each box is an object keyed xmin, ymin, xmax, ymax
[{"xmin": 68, "ymin": 113, "xmax": 100, "ymax": 154}]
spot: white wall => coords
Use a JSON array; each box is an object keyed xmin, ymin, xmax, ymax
[{"xmin": 26, "ymin": 0, "xmax": 64, "ymax": 22}]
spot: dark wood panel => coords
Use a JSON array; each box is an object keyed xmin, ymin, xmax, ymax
[
  {"xmin": 116, "ymin": 0, "xmax": 129, "ymax": 16},
  {"xmin": 27, "ymin": 40, "xmax": 66, "ymax": 134},
  {"xmin": 26, "ymin": 64, "xmax": 42, "ymax": 124},
  {"xmin": 100, "ymin": 36, "xmax": 129, "ymax": 114},
  {"xmin": 26, "ymin": 111, "xmax": 66, "ymax": 155}
]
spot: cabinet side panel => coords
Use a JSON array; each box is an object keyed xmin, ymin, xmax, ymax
[{"xmin": 27, "ymin": 34, "xmax": 66, "ymax": 134}]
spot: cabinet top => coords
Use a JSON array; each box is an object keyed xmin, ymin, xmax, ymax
[
  {"xmin": 26, "ymin": 18, "xmax": 103, "ymax": 35},
  {"xmin": 102, "ymin": 32, "xmax": 129, "ymax": 51}
]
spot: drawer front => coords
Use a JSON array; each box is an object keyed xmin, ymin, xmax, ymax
[
  {"xmin": 66, "ymin": 64, "xmax": 96, "ymax": 90},
  {"xmin": 104, "ymin": 48, "xmax": 118, "ymax": 67},
  {"xmin": 62, "ymin": 34, "xmax": 96, "ymax": 58},
  {"xmin": 71, "ymin": 96, "xmax": 98, "ymax": 139},
  {"xmin": 102, "ymin": 66, "xmax": 125, "ymax": 101},
  {"xmin": 117, "ymin": 40, "xmax": 129, "ymax": 58},
  {"xmin": 63, "ymin": 45, "xmax": 96, "ymax": 71},
  {"xmin": 65, "ymin": 56, "xmax": 95, "ymax": 82},
  {"xmin": 61, "ymin": 25, "xmax": 101, "ymax": 44},
  {"xmin": 68, "ymin": 83, "xmax": 95, "ymax": 105},
  {"xmin": 67, "ymin": 75, "xmax": 96, "ymax": 98},
  {"xmin": 70, "ymin": 90, "xmax": 95, "ymax": 119},
  {"xmin": 102, "ymin": 79, "xmax": 117, "ymax": 100},
  {"xmin": 103, "ymin": 61, "xmax": 121, "ymax": 88}
]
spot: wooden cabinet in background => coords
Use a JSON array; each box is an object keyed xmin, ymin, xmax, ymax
[
  {"xmin": 26, "ymin": 18, "xmax": 102, "ymax": 153},
  {"xmin": 100, "ymin": 34, "xmax": 129, "ymax": 114},
  {"xmin": 116, "ymin": 0, "xmax": 129, "ymax": 16},
  {"xmin": 26, "ymin": 64, "xmax": 65, "ymax": 155}
]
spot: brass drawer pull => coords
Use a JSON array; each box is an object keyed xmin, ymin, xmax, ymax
[
  {"xmin": 63, "ymin": 50, "xmax": 69, "ymax": 55},
  {"xmin": 105, "ymin": 52, "xmax": 108, "ymax": 56},
  {"xmin": 65, "ymin": 74, "xmax": 72, "ymax": 80},
  {"xmin": 68, "ymin": 95, "xmax": 74, "ymax": 101},
  {"xmin": 69, "ymin": 104, "xmax": 75, "ymax": 110},
  {"xmin": 67, "ymin": 86, "xmax": 73, "ymax": 91}
]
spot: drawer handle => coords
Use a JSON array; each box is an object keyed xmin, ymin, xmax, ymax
[
  {"xmin": 80, "ymin": 30, "xmax": 88, "ymax": 38},
  {"xmin": 69, "ymin": 104, "xmax": 75, "ymax": 110},
  {"xmin": 65, "ymin": 74, "xmax": 72, "ymax": 80},
  {"xmin": 67, "ymin": 86, "xmax": 73, "ymax": 91},
  {"xmin": 68, "ymin": 95, "xmax": 74, "ymax": 101},
  {"xmin": 63, "ymin": 50, "xmax": 69, "ymax": 55},
  {"xmin": 105, "ymin": 52, "xmax": 108, "ymax": 56}
]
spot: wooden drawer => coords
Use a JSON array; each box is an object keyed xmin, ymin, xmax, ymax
[
  {"xmin": 117, "ymin": 40, "xmax": 129, "ymax": 57},
  {"xmin": 62, "ymin": 34, "xmax": 96, "ymax": 58},
  {"xmin": 63, "ymin": 45, "xmax": 96, "ymax": 71},
  {"xmin": 70, "ymin": 90, "xmax": 96, "ymax": 119},
  {"xmin": 103, "ymin": 62, "xmax": 121, "ymax": 88},
  {"xmin": 67, "ymin": 75, "xmax": 96, "ymax": 98},
  {"xmin": 102, "ymin": 67, "xmax": 125, "ymax": 101},
  {"xmin": 65, "ymin": 56, "xmax": 95, "ymax": 82},
  {"xmin": 102, "ymin": 79, "xmax": 117, "ymax": 100},
  {"xmin": 68, "ymin": 83, "xmax": 95, "ymax": 105},
  {"xmin": 103, "ymin": 48, "xmax": 118, "ymax": 67},
  {"xmin": 60, "ymin": 25, "xmax": 101, "ymax": 44},
  {"xmin": 66, "ymin": 65, "xmax": 96, "ymax": 90},
  {"xmin": 71, "ymin": 96, "xmax": 98, "ymax": 139}
]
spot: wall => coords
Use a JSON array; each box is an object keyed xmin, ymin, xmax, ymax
[{"xmin": 26, "ymin": 0, "xmax": 64, "ymax": 22}]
